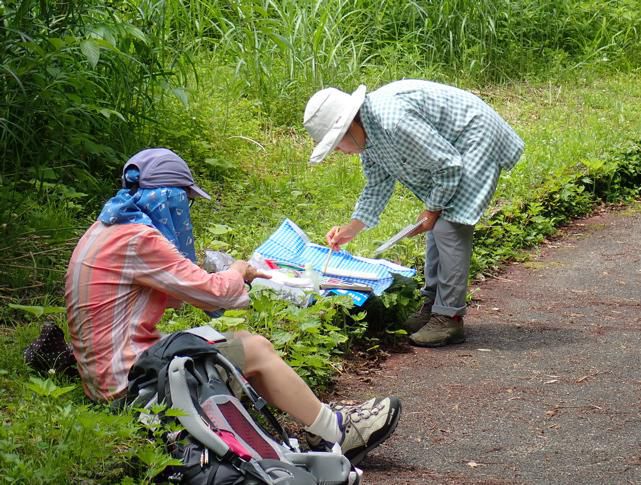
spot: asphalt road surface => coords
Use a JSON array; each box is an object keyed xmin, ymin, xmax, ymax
[{"xmin": 342, "ymin": 204, "xmax": 641, "ymax": 485}]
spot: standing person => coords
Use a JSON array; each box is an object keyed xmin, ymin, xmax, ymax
[
  {"xmin": 65, "ymin": 147, "xmax": 401, "ymax": 465},
  {"xmin": 303, "ymin": 80, "xmax": 524, "ymax": 347}
]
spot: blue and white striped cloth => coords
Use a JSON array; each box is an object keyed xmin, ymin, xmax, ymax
[{"xmin": 253, "ymin": 219, "xmax": 415, "ymax": 297}]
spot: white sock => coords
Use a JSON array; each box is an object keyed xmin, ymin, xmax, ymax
[{"xmin": 304, "ymin": 404, "xmax": 341, "ymax": 442}]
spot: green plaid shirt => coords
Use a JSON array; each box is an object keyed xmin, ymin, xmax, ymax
[{"xmin": 353, "ymin": 80, "xmax": 524, "ymax": 227}]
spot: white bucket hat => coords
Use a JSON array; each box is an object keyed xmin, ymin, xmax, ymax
[{"xmin": 303, "ymin": 84, "xmax": 367, "ymax": 164}]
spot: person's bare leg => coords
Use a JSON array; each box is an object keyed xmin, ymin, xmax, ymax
[
  {"xmin": 233, "ymin": 332, "xmax": 401, "ymax": 463},
  {"xmin": 236, "ymin": 332, "xmax": 321, "ymax": 426}
]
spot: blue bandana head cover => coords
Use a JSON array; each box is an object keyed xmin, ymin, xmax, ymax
[{"xmin": 98, "ymin": 166, "xmax": 197, "ymax": 262}]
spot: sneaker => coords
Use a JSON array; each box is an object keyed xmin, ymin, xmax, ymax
[
  {"xmin": 409, "ymin": 314, "xmax": 465, "ymax": 347},
  {"xmin": 304, "ymin": 433, "xmax": 339, "ymax": 454},
  {"xmin": 336, "ymin": 397, "xmax": 401, "ymax": 464},
  {"xmin": 402, "ymin": 301, "xmax": 433, "ymax": 333},
  {"xmin": 305, "ymin": 397, "xmax": 402, "ymax": 464}
]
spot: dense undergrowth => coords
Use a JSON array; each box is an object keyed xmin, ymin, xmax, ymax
[{"xmin": 2, "ymin": 0, "xmax": 641, "ymax": 482}]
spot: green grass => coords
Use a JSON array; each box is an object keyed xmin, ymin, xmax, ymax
[
  {"xmin": 2, "ymin": 1, "xmax": 641, "ymax": 481},
  {"xmin": 2, "ymin": 71, "xmax": 641, "ymax": 483},
  {"xmin": 493, "ymin": 74, "xmax": 641, "ymax": 198},
  {"xmin": 191, "ymin": 71, "xmax": 641, "ymax": 265}
]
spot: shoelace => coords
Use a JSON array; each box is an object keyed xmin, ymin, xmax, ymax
[
  {"xmin": 336, "ymin": 400, "xmax": 384, "ymax": 424},
  {"xmin": 430, "ymin": 314, "xmax": 461, "ymax": 327}
]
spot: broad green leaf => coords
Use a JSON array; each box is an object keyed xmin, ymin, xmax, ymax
[
  {"xmin": 89, "ymin": 37, "xmax": 121, "ymax": 53},
  {"xmin": 204, "ymin": 158, "xmax": 236, "ymax": 170},
  {"xmin": 8, "ymin": 304, "xmax": 65, "ymax": 317},
  {"xmin": 300, "ymin": 320, "xmax": 320, "ymax": 332},
  {"xmin": 214, "ymin": 316, "xmax": 245, "ymax": 327},
  {"xmin": 149, "ymin": 403, "xmax": 168, "ymax": 415},
  {"xmin": 385, "ymin": 328, "xmax": 408, "ymax": 336},
  {"xmin": 296, "ymin": 355, "xmax": 325, "ymax": 368},
  {"xmin": 98, "ymin": 108, "xmax": 126, "ymax": 122},
  {"xmin": 205, "ymin": 240, "xmax": 230, "ymax": 250},
  {"xmin": 224, "ymin": 309, "xmax": 248, "ymax": 318},
  {"xmin": 172, "ymin": 87, "xmax": 189, "ymax": 108},
  {"xmin": 123, "ymin": 24, "xmax": 149, "ymax": 44},
  {"xmin": 22, "ymin": 41, "xmax": 45, "ymax": 55},
  {"xmin": 164, "ymin": 407, "xmax": 188, "ymax": 417},
  {"xmin": 27, "ymin": 377, "xmax": 75, "ymax": 398},
  {"xmin": 272, "ymin": 330, "xmax": 294, "ymax": 346},
  {"xmin": 76, "ymin": 413, "xmax": 100, "ymax": 430},
  {"xmin": 136, "ymin": 444, "xmax": 161, "ymax": 466},
  {"xmin": 350, "ymin": 311, "xmax": 367, "ymax": 322},
  {"xmin": 80, "ymin": 40, "xmax": 101, "ymax": 68},
  {"xmin": 206, "ymin": 224, "xmax": 232, "ymax": 235},
  {"xmin": 327, "ymin": 332, "xmax": 348, "ymax": 345},
  {"xmin": 138, "ymin": 444, "xmax": 182, "ymax": 477},
  {"xmin": 48, "ymin": 37, "xmax": 66, "ymax": 50},
  {"xmin": 89, "ymin": 25, "xmax": 116, "ymax": 46}
]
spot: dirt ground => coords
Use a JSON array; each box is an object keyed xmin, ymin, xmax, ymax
[{"xmin": 335, "ymin": 203, "xmax": 641, "ymax": 485}]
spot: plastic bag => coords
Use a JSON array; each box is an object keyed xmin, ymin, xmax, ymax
[
  {"xmin": 202, "ymin": 251, "xmax": 236, "ymax": 318},
  {"xmin": 203, "ymin": 250, "xmax": 235, "ymax": 273}
]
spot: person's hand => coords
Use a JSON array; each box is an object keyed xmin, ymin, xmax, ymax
[
  {"xmin": 229, "ymin": 261, "xmax": 271, "ymax": 284},
  {"xmin": 326, "ymin": 220, "xmax": 366, "ymax": 251},
  {"xmin": 243, "ymin": 265, "xmax": 271, "ymax": 283},
  {"xmin": 407, "ymin": 210, "xmax": 441, "ymax": 237}
]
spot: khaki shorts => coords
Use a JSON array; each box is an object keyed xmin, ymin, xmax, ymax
[{"xmin": 214, "ymin": 333, "xmax": 246, "ymax": 372}]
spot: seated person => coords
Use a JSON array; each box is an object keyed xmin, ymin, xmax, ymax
[{"xmin": 65, "ymin": 147, "xmax": 401, "ymax": 464}]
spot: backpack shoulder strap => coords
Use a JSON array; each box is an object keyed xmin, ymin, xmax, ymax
[{"xmin": 168, "ymin": 356, "xmax": 232, "ymax": 458}]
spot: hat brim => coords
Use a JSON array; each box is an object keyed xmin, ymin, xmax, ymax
[
  {"xmin": 309, "ymin": 85, "xmax": 367, "ymax": 164},
  {"xmin": 188, "ymin": 184, "xmax": 212, "ymax": 200}
]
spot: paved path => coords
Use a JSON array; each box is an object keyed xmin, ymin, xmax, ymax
[{"xmin": 343, "ymin": 204, "xmax": 641, "ymax": 484}]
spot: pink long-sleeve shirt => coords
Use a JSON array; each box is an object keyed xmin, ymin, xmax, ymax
[{"xmin": 65, "ymin": 222, "xmax": 249, "ymax": 401}]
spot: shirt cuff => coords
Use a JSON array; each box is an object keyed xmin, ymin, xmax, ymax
[{"xmin": 350, "ymin": 210, "xmax": 378, "ymax": 228}]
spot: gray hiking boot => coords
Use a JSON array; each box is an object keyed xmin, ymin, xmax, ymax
[
  {"xmin": 402, "ymin": 301, "xmax": 433, "ymax": 333},
  {"xmin": 306, "ymin": 397, "xmax": 402, "ymax": 465},
  {"xmin": 409, "ymin": 314, "xmax": 465, "ymax": 347},
  {"xmin": 336, "ymin": 397, "xmax": 402, "ymax": 465}
]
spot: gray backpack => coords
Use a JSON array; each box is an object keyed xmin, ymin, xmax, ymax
[{"xmin": 127, "ymin": 331, "xmax": 359, "ymax": 485}]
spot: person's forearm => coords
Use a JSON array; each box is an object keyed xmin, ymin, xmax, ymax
[
  {"xmin": 408, "ymin": 210, "xmax": 442, "ymax": 237},
  {"xmin": 326, "ymin": 219, "xmax": 367, "ymax": 249},
  {"xmin": 423, "ymin": 210, "xmax": 441, "ymax": 223},
  {"xmin": 347, "ymin": 219, "xmax": 366, "ymax": 235}
]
